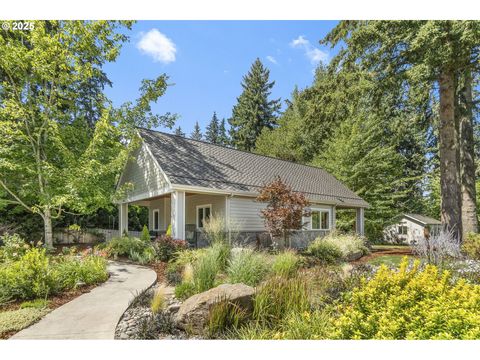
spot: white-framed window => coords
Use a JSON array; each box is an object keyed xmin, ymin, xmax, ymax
[
  {"xmin": 152, "ymin": 209, "xmax": 160, "ymax": 231},
  {"xmin": 398, "ymin": 225, "xmax": 408, "ymax": 235},
  {"xmin": 310, "ymin": 209, "xmax": 330, "ymax": 230},
  {"xmin": 196, "ymin": 204, "xmax": 212, "ymax": 229}
]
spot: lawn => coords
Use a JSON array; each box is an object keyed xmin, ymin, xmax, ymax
[{"xmin": 367, "ymin": 254, "xmax": 413, "ymax": 267}]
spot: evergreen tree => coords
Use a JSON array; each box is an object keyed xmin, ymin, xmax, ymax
[
  {"xmin": 205, "ymin": 112, "xmax": 220, "ymax": 144},
  {"xmin": 190, "ymin": 121, "xmax": 203, "ymax": 141},
  {"xmin": 229, "ymin": 58, "xmax": 281, "ymax": 151},
  {"xmin": 323, "ymin": 20, "xmax": 480, "ymax": 239},
  {"xmin": 174, "ymin": 126, "xmax": 185, "ymax": 137},
  {"xmin": 218, "ymin": 118, "xmax": 230, "ymax": 146}
]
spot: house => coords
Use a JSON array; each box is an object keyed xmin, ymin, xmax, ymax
[
  {"xmin": 384, "ymin": 213, "xmax": 442, "ymax": 244},
  {"xmin": 115, "ymin": 128, "xmax": 369, "ymax": 247}
]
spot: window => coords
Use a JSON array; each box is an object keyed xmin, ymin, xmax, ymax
[
  {"xmin": 398, "ymin": 225, "xmax": 408, "ymax": 235},
  {"xmin": 311, "ymin": 209, "xmax": 330, "ymax": 230},
  {"xmin": 153, "ymin": 209, "xmax": 160, "ymax": 231},
  {"xmin": 196, "ymin": 204, "xmax": 211, "ymax": 229}
]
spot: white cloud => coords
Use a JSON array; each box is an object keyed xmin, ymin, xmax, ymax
[
  {"xmin": 266, "ymin": 55, "xmax": 278, "ymax": 65},
  {"xmin": 290, "ymin": 35, "xmax": 329, "ymax": 65},
  {"xmin": 137, "ymin": 29, "xmax": 176, "ymax": 64}
]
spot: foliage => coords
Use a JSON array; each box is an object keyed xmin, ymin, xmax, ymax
[
  {"xmin": 19, "ymin": 299, "xmax": 50, "ymax": 310},
  {"xmin": 253, "ymin": 276, "xmax": 310, "ymax": 327},
  {"xmin": 229, "ymin": 58, "xmax": 281, "ymax": 151},
  {"xmin": 332, "ymin": 259, "xmax": 480, "ymax": 339},
  {"xmin": 412, "ymin": 229, "xmax": 462, "ymax": 268},
  {"xmin": 205, "ymin": 112, "xmax": 220, "ymax": 144},
  {"xmin": 54, "ymin": 253, "xmax": 108, "ymax": 290},
  {"xmin": 0, "ymin": 307, "xmax": 50, "ymax": 334},
  {"xmin": 151, "ymin": 286, "xmax": 166, "ymax": 314},
  {"xmin": 323, "ymin": 232, "xmax": 369, "ymax": 258},
  {"xmin": 174, "ymin": 126, "xmax": 186, "ymax": 137},
  {"xmin": 207, "ymin": 298, "xmax": 248, "ymax": 338},
  {"xmin": 106, "ymin": 236, "xmax": 148, "ymax": 258},
  {"xmin": 0, "ymin": 233, "xmax": 31, "ymax": 262},
  {"xmin": 174, "ymin": 281, "xmax": 196, "ymax": 301},
  {"xmin": 140, "ymin": 225, "xmax": 151, "ymax": 244},
  {"xmin": 0, "ymin": 247, "xmax": 107, "ymax": 304},
  {"xmin": 462, "ymin": 233, "xmax": 480, "ymax": 260},
  {"xmin": 166, "ymin": 248, "xmax": 206, "ymax": 285},
  {"xmin": 256, "ymin": 176, "xmax": 310, "ymax": 247},
  {"xmin": 192, "ymin": 244, "xmax": 224, "ymax": 292},
  {"xmin": 270, "ymin": 250, "xmax": 300, "ymax": 278},
  {"xmin": 306, "ymin": 239, "xmax": 343, "ymax": 264},
  {"xmin": 226, "ymin": 249, "xmax": 270, "ymax": 286},
  {"xmin": 190, "ymin": 121, "xmax": 203, "ymax": 140},
  {"xmin": 128, "ymin": 247, "xmax": 156, "ymax": 265}
]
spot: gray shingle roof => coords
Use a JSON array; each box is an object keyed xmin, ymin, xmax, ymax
[
  {"xmin": 139, "ymin": 128, "xmax": 368, "ymax": 208},
  {"xmin": 404, "ymin": 214, "xmax": 442, "ymax": 225}
]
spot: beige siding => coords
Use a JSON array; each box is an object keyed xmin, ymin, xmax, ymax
[
  {"xmin": 229, "ymin": 197, "xmax": 266, "ymax": 231},
  {"xmin": 148, "ymin": 197, "xmax": 171, "ymax": 231},
  {"xmin": 185, "ymin": 194, "xmax": 226, "ymax": 227},
  {"xmin": 118, "ymin": 143, "xmax": 170, "ymax": 202}
]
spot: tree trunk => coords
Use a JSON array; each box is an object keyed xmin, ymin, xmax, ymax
[
  {"xmin": 44, "ymin": 208, "xmax": 54, "ymax": 249},
  {"xmin": 459, "ymin": 69, "xmax": 478, "ymax": 236},
  {"xmin": 438, "ymin": 70, "xmax": 463, "ymax": 241}
]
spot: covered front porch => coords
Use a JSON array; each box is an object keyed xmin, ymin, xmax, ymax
[{"xmin": 118, "ymin": 190, "xmax": 227, "ymax": 247}]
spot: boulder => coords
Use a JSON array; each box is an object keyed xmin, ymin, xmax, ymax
[
  {"xmin": 346, "ymin": 250, "xmax": 364, "ymax": 262},
  {"xmin": 174, "ymin": 283, "xmax": 255, "ymax": 335}
]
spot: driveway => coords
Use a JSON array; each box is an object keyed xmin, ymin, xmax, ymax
[{"xmin": 10, "ymin": 261, "xmax": 157, "ymax": 340}]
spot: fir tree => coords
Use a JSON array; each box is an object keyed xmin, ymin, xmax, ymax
[
  {"xmin": 205, "ymin": 112, "xmax": 220, "ymax": 144},
  {"xmin": 218, "ymin": 118, "xmax": 230, "ymax": 146},
  {"xmin": 190, "ymin": 121, "xmax": 203, "ymax": 140},
  {"xmin": 229, "ymin": 58, "xmax": 281, "ymax": 151},
  {"xmin": 174, "ymin": 126, "xmax": 185, "ymax": 137}
]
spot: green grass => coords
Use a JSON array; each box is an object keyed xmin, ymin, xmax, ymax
[
  {"xmin": 368, "ymin": 255, "xmax": 412, "ymax": 267},
  {"xmin": 0, "ymin": 307, "xmax": 50, "ymax": 334},
  {"xmin": 371, "ymin": 244, "xmax": 411, "ymax": 250}
]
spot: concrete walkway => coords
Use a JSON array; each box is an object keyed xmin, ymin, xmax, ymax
[{"xmin": 11, "ymin": 261, "xmax": 157, "ymax": 340}]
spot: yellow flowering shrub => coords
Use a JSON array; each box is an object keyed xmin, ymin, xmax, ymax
[{"xmin": 332, "ymin": 258, "xmax": 480, "ymax": 339}]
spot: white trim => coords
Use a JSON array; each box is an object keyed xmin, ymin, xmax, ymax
[
  {"xmin": 115, "ymin": 187, "xmax": 172, "ymax": 204},
  {"xmin": 196, "ymin": 203, "xmax": 212, "ymax": 229},
  {"xmin": 152, "ymin": 209, "xmax": 160, "ymax": 231},
  {"xmin": 309, "ymin": 206, "xmax": 332, "ymax": 231}
]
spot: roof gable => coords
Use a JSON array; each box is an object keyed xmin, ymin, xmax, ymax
[{"xmin": 138, "ymin": 128, "xmax": 368, "ymax": 207}]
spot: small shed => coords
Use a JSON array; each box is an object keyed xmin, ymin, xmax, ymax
[{"xmin": 384, "ymin": 213, "xmax": 442, "ymax": 244}]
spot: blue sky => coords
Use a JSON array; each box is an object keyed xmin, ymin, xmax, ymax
[{"xmin": 104, "ymin": 21, "xmax": 339, "ymax": 135}]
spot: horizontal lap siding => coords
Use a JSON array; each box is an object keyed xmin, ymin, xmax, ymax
[
  {"xmin": 229, "ymin": 197, "xmax": 266, "ymax": 231},
  {"xmin": 119, "ymin": 144, "xmax": 170, "ymax": 201},
  {"xmin": 185, "ymin": 194, "xmax": 226, "ymax": 225}
]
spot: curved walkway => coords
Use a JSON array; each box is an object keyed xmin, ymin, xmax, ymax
[{"xmin": 11, "ymin": 261, "xmax": 157, "ymax": 340}]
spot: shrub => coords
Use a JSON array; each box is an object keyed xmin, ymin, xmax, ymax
[
  {"xmin": 0, "ymin": 308, "xmax": 50, "ymax": 334},
  {"xmin": 151, "ymin": 286, "xmax": 166, "ymax": 314},
  {"xmin": 0, "ymin": 247, "xmax": 56, "ymax": 302},
  {"xmin": 307, "ymin": 239, "xmax": 343, "ymax": 264},
  {"xmin": 268, "ymin": 310, "xmax": 332, "ymax": 340},
  {"xmin": 106, "ymin": 236, "xmax": 146, "ymax": 258},
  {"xmin": 0, "ymin": 233, "xmax": 31, "ymax": 262},
  {"xmin": 332, "ymin": 259, "xmax": 480, "ymax": 339},
  {"xmin": 271, "ymin": 250, "xmax": 300, "ymax": 278},
  {"xmin": 412, "ymin": 229, "xmax": 462, "ymax": 268},
  {"xmin": 253, "ymin": 276, "xmax": 310, "ymax": 327},
  {"xmin": 54, "ymin": 254, "xmax": 108, "ymax": 290},
  {"xmin": 165, "ymin": 249, "xmax": 206, "ymax": 285},
  {"xmin": 207, "ymin": 298, "xmax": 248, "ymax": 338},
  {"xmin": 175, "ymin": 281, "xmax": 196, "ymax": 300},
  {"xmin": 140, "ymin": 225, "xmax": 151, "ymax": 244},
  {"xmin": 153, "ymin": 235, "xmax": 187, "ymax": 262},
  {"xmin": 193, "ymin": 248, "xmax": 222, "ymax": 292},
  {"xmin": 129, "ymin": 246, "xmax": 156, "ymax": 265},
  {"xmin": 462, "ymin": 233, "xmax": 480, "ymax": 260},
  {"xmin": 323, "ymin": 233, "xmax": 369, "ymax": 258},
  {"xmin": 226, "ymin": 249, "xmax": 270, "ymax": 286}
]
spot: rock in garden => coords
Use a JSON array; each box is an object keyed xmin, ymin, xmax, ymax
[
  {"xmin": 346, "ymin": 250, "xmax": 363, "ymax": 261},
  {"xmin": 174, "ymin": 283, "xmax": 255, "ymax": 335}
]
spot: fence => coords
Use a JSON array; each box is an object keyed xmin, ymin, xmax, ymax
[{"xmin": 53, "ymin": 228, "xmax": 143, "ymax": 244}]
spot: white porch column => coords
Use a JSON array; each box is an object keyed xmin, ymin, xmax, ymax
[
  {"xmin": 171, "ymin": 191, "xmax": 185, "ymax": 239},
  {"xmin": 356, "ymin": 207, "xmax": 365, "ymax": 236},
  {"xmin": 119, "ymin": 203, "xmax": 128, "ymax": 236}
]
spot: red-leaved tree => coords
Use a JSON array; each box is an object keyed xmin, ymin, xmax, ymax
[{"xmin": 256, "ymin": 176, "xmax": 310, "ymax": 248}]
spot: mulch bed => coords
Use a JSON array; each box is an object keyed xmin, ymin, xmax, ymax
[
  {"xmin": 149, "ymin": 261, "xmax": 167, "ymax": 283},
  {"xmin": 351, "ymin": 247, "xmax": 413, "ymax": 265}
]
